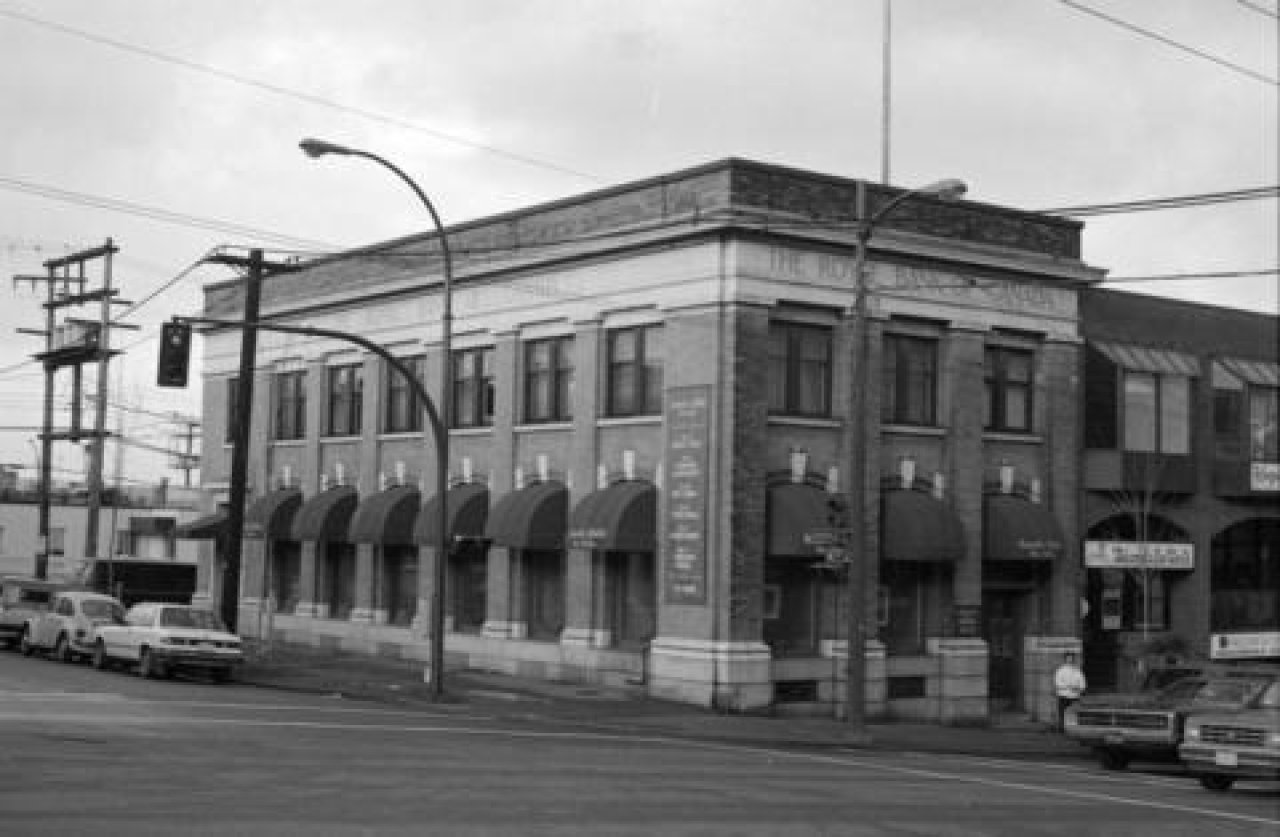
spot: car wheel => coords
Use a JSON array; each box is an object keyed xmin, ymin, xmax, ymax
[
  {"xmin": 138, "ymin": 648, "xmax": 158, "ymax": 679},
  {"xmin": 92, "ymin": 641, "xmax": 110, "ymax": 671},
  {"xmin": 1097, "ymin": 748, "xmax": 1129, "ymax": 771},
  {"xmin": 18, "ymin": 628, "xmax": 34, "ymax": 657},
  {"xmin": 54, "ymin": 634, "xmax": 74, "ymax": 663},
  {"xmin": 1199, "ymin": 774, "xmax": 1233, "ymax": 792}
]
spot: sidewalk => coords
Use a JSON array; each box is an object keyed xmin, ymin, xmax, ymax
[{"xmin": 237, "ymin": 643, "xmax": 1087, "ymax": 761}]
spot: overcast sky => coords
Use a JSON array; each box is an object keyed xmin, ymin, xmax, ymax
[{"xmin": 1, "ymin": 0, "xmax": 1276, "ymax": 486}]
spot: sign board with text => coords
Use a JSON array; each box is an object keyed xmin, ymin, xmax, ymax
[
  {"xmin": 662, "ymin": 386, "xmax": 711, "ymax": 605},
  {"xmin": 1083, "ymin": 540, "xmax": 1194, "ymax": 570}
]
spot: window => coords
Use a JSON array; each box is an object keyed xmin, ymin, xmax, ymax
[
  {"xmin": 984, "ymin": 347, "xmax": 1033, "ymax": 432},
  {"xmin": 274, "ymin": 370, "xmax": 307, "ymax": 441},
  {"xmin": 769, "ymin": 322, "xmax": 831, "ymax": 416},
  {"xmin": 1123, "ymin": 372, "xmax": 1190, "ymax": 454},
  {"xmin": 523, "ymin": 551, "xmax": 565, "ymax": 640},
  {"xmin": 1248, "ymin": 386, "xmax": 1278, "ymax": 460},
  {"xmin": 224, "ymin": 377, "xmax": 240, "ymax": 444},
  {"xmin": 450, "ymin": 541, "xmax": 488, "ymax": 632},
  {"xmin": 606, "ymin": 325, "xmax": 663, "ymax": 417},
  {"xmin": 326, "ymin": 364, "xmax": 363, "ymax": 437},
  {"xmin": 269, "ymin": 543, "xmax": 301, "ymax": 615},
  {"xmin": 882, "ymin": 335, "xmax": 938, "ymax": 425},
  {"xmin": 524, "ymin": 337, "xmax": 574, "ymax": 423},
  {"xmin": 381, "ymin": 546, "xmax": 417, "ymax": 626},
  {"xmin": 384, "ymin": 355, "xmax": 427, "ymax": 433},
  {"xmin": 323, "ymin": 543, "xmax": 356, "ymax": 620},
  {"xmin": 452, "ymin": 347, "xmax": 495, "ymax": 428}
]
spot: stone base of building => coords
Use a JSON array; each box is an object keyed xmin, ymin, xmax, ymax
[{"xmin": 647, "ymin": 637, "xmax": 775, "ymax": 712}]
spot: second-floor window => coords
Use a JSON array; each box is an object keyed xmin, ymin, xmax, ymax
[
  {"xmin": 326, "ymin": 364, "xmax": 363, "ymax": 437},
  {"xmin": 1124, "ymin": 372, "xmax": 1190, "ymax": 454},
  {"xmin": 384, "ymin": 355, "xmax": 427, "ymax": 434},
  {"xmin": 882, "ymin": 335, "xmax": 938, "ymax": 425},
  {"xmin": 224, "ymin": 377, "xmax": 240, "ymax": 443},
  {"xmin": 452, "ymin": 347, "xmax": 494, "ymax": 428},
  {"xmin": 524, "ymin": 337, "xmax": 574, "ymax": 423},
  {"xmin": 275, "ymin": 370, "xmax": 307, "ymax": 441},
  {"xmin": 985, "ymin": 347, "xmax": 1033, "ymax": 432},
  {"xmin": 607, "ymin": 325, "xmax": 664, "ymax": 417},
  {"xmin": 1249, "ymin": 386, "xmax": 1278, "ymax": 460},
  {"xmin": 768, "ymin": 322, "xmax": 831, "ymax": 416}
]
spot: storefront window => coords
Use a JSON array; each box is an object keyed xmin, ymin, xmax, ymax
[
  {"xmin": 606, "ymin": 551, "xmax": 655, "ymax": 648},
  {"xmin": 324, "ymin": 543, "xmax": 356, "ymax": 620},
  {"xmin": 880, "ymin": 562, "xmax": 951, "ymax": 654},
  {"xmin": 269, "ymin": 542, "xmax": 301, "ymax": 614},
  {"xmin": 523, "ymin": 551, "xmax": 564, "ymax": 640},
  {"xmin": 1249, "ymin": 386, "xmax": 1278, "ymax": 460},
  {"xmin": 450, "ymin": 541, "xmax": 488, "ymax": 632},
  {"xmin": 763, "ymin": 560, "xmax": 820, "ymax": 657},
  {"xmin": 382, "ymin": 546, "xmax": 417, "ymax": 626},
  {"xmin": 1211, "ymin": 519, "xmax": 1280, "ymax": 631}
]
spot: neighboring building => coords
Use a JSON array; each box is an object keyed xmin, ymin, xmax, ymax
[
  {"xmin": 0, "ymin": 480, "xmax": 205, "ymax": 594},
  {"xmin": 1080, "ymin": 289, "xmax": 1280, "ymax": 688},
  {"xmin": 193, "ymin": 158, "xmax": 1103, "ymax": 724}
]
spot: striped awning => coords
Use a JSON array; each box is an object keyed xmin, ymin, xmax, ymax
[
  {"xmin": 1218, "ymin": 357, "xmax": 1280, "ymax": 387},
  {"xmin": 1091, "ymin": 340, "xmax": 1199, "ymax": 376}
]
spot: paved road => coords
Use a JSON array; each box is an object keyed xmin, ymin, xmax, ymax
[{"xmin": 1, "ymin": 653, "xmax": 1276, "ymax": 836}]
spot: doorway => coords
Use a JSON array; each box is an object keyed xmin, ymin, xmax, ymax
[{"xmin": 982, "ymin": 590, "xmax": 1025, "ymax": 708}]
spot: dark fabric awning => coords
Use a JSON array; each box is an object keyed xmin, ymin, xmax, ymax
[
  {"xmin": 244, "ymin": 488, "xmax": 303, "ymax": 539},
  {"xmin": 291, "ymin": 486, "xmax": 358, "ymax": 542},
  {"xmin": 567, "ymin": 481, "xmax": 657, "ymax": 552},
  {"xmin": 1092, "ymin": 340, "xmax": 1199, "ymax": 376},
  {"xmin": 766, "ymin": 482, "xmax": 832, "ymax": 558},
  {"xmin": 415, "ymin": 483, "xmax": 490, "ymax": 546},
  {"xmin": 175, "ymin": 512, "xmax": 227, "ymax": 540},
  {"xmin": 485, "ymin": 481, "xmax": 566, "ymax": 550},
  {"xmin": 348, "ymin": 486, "xmax": 421, "ymax": 546},
  {"xmin": 984, "ymin": 494, "xmax": 1065, "ymax": 561},
  {"xmin": 881, "ymin": 490, "xmax": 965, "ymax": 562}
]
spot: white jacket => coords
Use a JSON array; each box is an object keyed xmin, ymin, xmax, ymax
[{"xmin": 1054, "ymin": 663, "xmax": 1087, "ymax": 699}]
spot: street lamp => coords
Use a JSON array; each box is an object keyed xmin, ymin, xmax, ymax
[
  {"xmin": 845, "ymin": 177, "xmax": 967, "ymax": 736},
  {"xmin": 300, "ymin": 138, "xmax": 454, "ymax": 700}
]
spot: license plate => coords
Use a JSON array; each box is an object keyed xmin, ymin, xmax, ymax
[{"xmin": 1214, "ymin": 751, "xmax": 1238, "ymax": 767}]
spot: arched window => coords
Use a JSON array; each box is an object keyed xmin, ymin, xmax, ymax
[{"xmin": 1211, "ymin": 519, "xmax": 1280, "ymax": 632}]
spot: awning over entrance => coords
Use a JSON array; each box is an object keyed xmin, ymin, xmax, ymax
[
  {"xmin": 881, "ymin": 490, "xmax": 965, "ymax": 562},
  {"xmin": 567, "ymin": 480, "xmax": 656, "ymax": 552},
  {"xmin": 1219, "ymin": 357, "xmax": 1280, "ymax": 387},
  {"xmin": 485, "ymin": 481, "xmax": 566, "ymax": 550},
  {"xmin": 291, "ymin": 486, "xmax": 358, "ymax": 542},
  {"xmin": 244, "ymin": 488, "xmax": 302, "ymax": 539},
  {"xmin": 1091, "ymin": 340, "xmax": 1200, "ymax": 376},
  {"xmin": 174, "ymin": 512, "xmax": 227, "ymax": 540},
  {"xmin": 415, "ymin": 482, "xmax": 490, "ymax": 546},
  {"xmin": 766, "ymin": 482, "xmax": 830, "ymax": 557},
  {"xmin": 348, "ymin": 485, "xmax": 421, "ymax": 546},
  {"xmin": 984, "ymin": 494, "xmax": 1064, "ymax": 561}
]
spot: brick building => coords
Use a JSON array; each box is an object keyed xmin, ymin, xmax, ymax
[
  {"xmin": 1080, "ymin": 289, "xmax": 1279, "ymax": 688},
  {"xmin": 191, "ymin": 159, "xmax": 1104, "ymax": 724}
]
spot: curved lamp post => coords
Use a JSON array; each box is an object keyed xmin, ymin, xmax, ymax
[
  {"xmin": 846, "ymin": 178, "xmax": 967, "ymax": 736},
  {"xmin": 300, "ymin": 138, "xmax": 454, "ymax": 700}
]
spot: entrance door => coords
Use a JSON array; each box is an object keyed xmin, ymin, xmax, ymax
[{"xmin": 982, "ymin": 591, "xmax": 1024, "ymax": 708}]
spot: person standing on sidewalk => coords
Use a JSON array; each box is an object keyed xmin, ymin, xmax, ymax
[{"xmin": 1053, "ymin": 652, "xmax": 1087, "ymax": 732}]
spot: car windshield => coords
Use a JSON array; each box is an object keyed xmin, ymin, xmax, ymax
[
  {"xmin": 82, "ymin": 600, "xmax": 125, "ymax": 623},
  {"xmin": 1159, "ymin": 678, "xmax": 1206, "ymax": 700},
  {"xmin": 159, "ymin": 608, "xmax": 226, "ymax": 631},
  {"xmin": 1193, "ymin": 679, "xmax": 1267, "ymax": 704}
]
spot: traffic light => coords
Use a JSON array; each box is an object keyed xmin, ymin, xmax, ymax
[{"xmin": 157, "ymin": 321, "xmax": 192, "ymax": 387}]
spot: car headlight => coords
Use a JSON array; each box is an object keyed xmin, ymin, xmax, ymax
[
  {"xmin": 1184, "ymin": 725, "xmax": 1201, "ymax": 741},
  {"xmin": 1267, "ymin": 732, "xmax": 1280, "ymax": 748}
]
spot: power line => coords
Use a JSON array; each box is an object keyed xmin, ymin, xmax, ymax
[
  {"xmin": 1055, "ymin": 0, "xmax": 1279, "ymax": 86},
  {"xmin": 1235, "ymin": 0, "xmax": 1279, "ymax": 19},
  {"xmin": 1105, "ymin": 268, "xmax": 1279, "ymax": 282},
  {"xmin": 1038, "ymin": 186, "xmax": 1278, "ymax": 216},
  {"xmin": 0, "ymin": 7, "xmax": 602, "ymax": 184}
]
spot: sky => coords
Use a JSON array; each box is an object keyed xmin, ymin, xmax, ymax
[{"xmin": 1, "ymin": 0, "xmax": 1276, "ymax": 486}]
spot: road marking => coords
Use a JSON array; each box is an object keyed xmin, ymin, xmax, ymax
[
  {"xmin": 23, "ymin": 713, "xmax": 1273, "ymax": 827},
  {"xmin": 0, "ymin": 692, "xmax": 126, "ymax": 702}
]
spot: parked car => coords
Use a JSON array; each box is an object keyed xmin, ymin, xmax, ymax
[
  {"xmin": 92, "ymin": 602, "xmax": 244, "ymax": 682},
  {"xmin": 1180, "ymin": 679, "xmax": 1280, "ymax": 792},
  {"xmin": 1063, "ymin": 669, "xmax": 1278, "ymax": 770},
  {"xmin": 0, "ymin": 576, "xmax": 65, "ymax": 650},
  {"xmin": 22, "ymin": 591, "xmax": 126, "ymax": 662}
]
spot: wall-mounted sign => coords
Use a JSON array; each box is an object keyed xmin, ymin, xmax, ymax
[
  {"xmin": 1083, "ymin": 540, "xmax": 1194, "ymax": 570},
  {"xmin": 1211, "ymin": 632, "xmax": 1280, "ymax": 660},
  {"xmin": 662, "ymin": 385, "xmax": 711, "ymax": 605},
  {"xmin": 1251, "ymin": 463, "xmax": 1280, "ymax": 492}
]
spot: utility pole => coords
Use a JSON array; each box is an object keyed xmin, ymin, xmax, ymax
[{"xmin": 14, "ymin": 241, "xmax": 135, "ymax": 579}]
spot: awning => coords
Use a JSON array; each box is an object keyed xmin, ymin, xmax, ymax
[
  {"xmin": 348, "ymin": 486, "xmax": 421, "ymax": 546},
  {"xmin": 175, "ymin": 512, "xmax": 227, "ymax": 540},
  {"xmin": 568, "ymin": 481, "xmax": 656, "ymax": 552},
  {"xmin": 881, "ymin": 490, "xmax": 965, "ymax": 562},
  {"xmin": 1219, "ymin": 357, "xmax": 1280, "ymax": 387},
  {"xmin": 291, "ymin": 486, "xmax": 358, "ymax": 542},
  {"xmin": 244, "ymin": 488, "xmax": 303, "ymax": 539},
  {"xmin": 766, "ymin": 482, "xmax": 832, "ymax": 557},
  {"xmin": 1092, "ymin": 340, "xmax": 1199, "ymax": 376},
  {"xmin": 484, "ymin": 481, "xmax": 566, "ymax": 550},
  {"xmin": 415, "ymin": 482, "xmax": 490, "ymax": 546},
  {"xmin": 984, "ymin": 494, "xmax": 1065, "ymax": 561}
]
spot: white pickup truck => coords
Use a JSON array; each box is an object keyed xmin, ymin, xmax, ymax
[{"xmin": 92, "ymin": 602, "xmax": 244, "ymax": 682}]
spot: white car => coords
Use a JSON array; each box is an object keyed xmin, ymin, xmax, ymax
[
  {"xmin": 22, "ymin": 590, "xmax": 126, "ymax": 662},
  {"xmin": 92, "ymin": 602, "xmax": 244, "ymax": 682}
]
